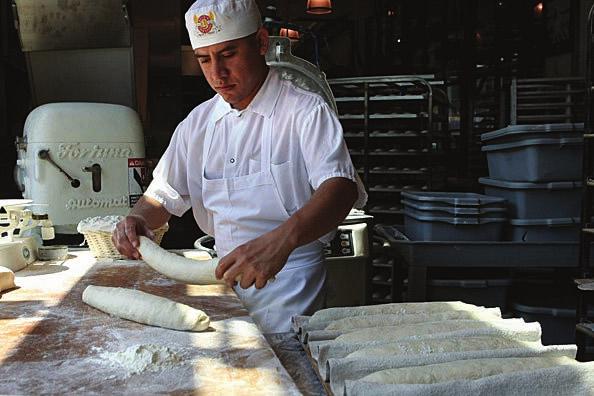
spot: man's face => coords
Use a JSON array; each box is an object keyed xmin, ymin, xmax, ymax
[{"xmin": 194, "ymin": 28, "xmax": 269, "ymax": 110}]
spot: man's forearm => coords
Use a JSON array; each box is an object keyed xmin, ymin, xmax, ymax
[
  {"xmin": 279, "ymin": 177, "xmax": 358, "ymax": 251},
  {"xmin": 129, "ymin": 195, "xmax": 172, "ymax": 230}
]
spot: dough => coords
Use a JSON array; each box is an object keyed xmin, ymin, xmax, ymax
[
  {"xmin": 309, "ymin": 301, "xmax": 494, "ymax": 325},
  {"xmin": 360, "ymin": 356, "xmax": 576, "ymax": 384},
  {"xmin": 82, "ymin": 285, "xmax": 210, "ymax": 331},
  {"xmin": 138, "ymin": 236, "xmax": 223, "ymax": 285},
  {"xmin": 336, "ymin": 318, "xmax": 532, "ymax": 343},
  {"xmin": 0, "ymin": 266, "xmax": 16, "ymax": 292},
  {"xmin": 324, "ymin": 309, "xmax": 501, "ymax": 331},
  {"xmin": 346, "ymin": 336, "xmax": 539, "ymax": 359}
]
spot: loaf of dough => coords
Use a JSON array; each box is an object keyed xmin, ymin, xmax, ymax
[
  {"xmin": 138, "ymin": 236, "xmax": 223, "ymax": 285},
  {"xmin": 82, "ymin": 285, "xmax": 210, "ymax": 331},
  {"xmin": 336, "ymin": 319, "xmax": 531, "ymax": 343},
  {"xmin": 346, "ymin": 336, "xmax": 538, "ymax": 359},
  {"xmin": 325, "ymin": 309, "xmax": 501, "ymax": 331},
  {"xmin": 0, "ymin": 266, "xmax": 16, "ymax": 292},
  {"xmin": 310, "ymin": 301, "xmax": 492, "ymax": 325},
  {"xmin": 360, "ymin": 356, "xmax": 576, "ymax": 384}
]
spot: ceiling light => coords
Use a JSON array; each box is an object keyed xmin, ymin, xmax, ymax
[
  {"xmin": 280, "ymin": 28, "xmax": 300, "ymax": 41},
  {"xmin": 306, "ymin": 0, "xmax": 332, "ymax": 15}
]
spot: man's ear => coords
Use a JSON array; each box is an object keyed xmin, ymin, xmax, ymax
[{"xmin": 256, "ymin": 27, "xmax": 269, "ymax": 56}]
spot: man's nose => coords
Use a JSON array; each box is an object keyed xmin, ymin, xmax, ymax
[{"xmin": 211, "ymin": 58, "xmax": 228, "ymax": 81}]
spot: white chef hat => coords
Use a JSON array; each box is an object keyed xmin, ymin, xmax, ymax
[{"xmin": 185, "ymin": 0, "xmax": 262, "ymax": 49}]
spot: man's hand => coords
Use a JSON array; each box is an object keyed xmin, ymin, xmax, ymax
[
  {"xmin": 112, "ymin": 195, "xmax": 172, "ymax": 260},
  {"xmin": 112, "ymin": 215, "xmax": 155, "ymax": 260},
  {"xmin": 215, "ymin": 228, "xmax": 294, "ymax": 289}
]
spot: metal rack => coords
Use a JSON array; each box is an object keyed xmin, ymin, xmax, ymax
[
  {"xmin": 328, "ymin": 75, "xmax": 449, "ymax": 303},
  {"xmin": 576, "ymin": 3, "xmax": 594, "ymax": 362},
  {"xmin": 510, "ymin": 77, "xmax": 585, "ymax": 125}
]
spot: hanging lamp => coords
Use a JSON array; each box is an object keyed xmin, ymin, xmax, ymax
[
  {"xmin": 306, "ymin": 0, "xmax": 332, "ymax": 15},
  {"xmin": 279, "ymin": 28, "xmax": 300, "ymax": 40}
]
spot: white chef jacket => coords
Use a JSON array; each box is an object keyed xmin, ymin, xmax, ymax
[{"xmin": 145, "ymin": 67, "xmax": 367, "ymax": 242}]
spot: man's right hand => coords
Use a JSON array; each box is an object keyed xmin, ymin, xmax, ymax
[{"xmin": 112, "ymin": 215, "xmax": 155, "ymax": 259}]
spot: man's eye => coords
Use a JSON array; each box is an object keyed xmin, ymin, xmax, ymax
[
  {"xmin": 222, "ymin": 51, "xmax": 235, "ymax": 57},
  {"xmin": 198, "ymin": 58, "xmax": 210, "ymax": 64}
]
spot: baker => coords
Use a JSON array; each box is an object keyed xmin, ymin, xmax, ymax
[{"xmin": 112, "ymin": 0, "xmax": 367, "ymax": 333}]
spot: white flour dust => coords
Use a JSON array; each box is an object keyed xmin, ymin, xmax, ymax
[
  {"xmin": 77, "ymin": 215, "xmax": 123, "ymax": 233},
  {"xmin": 100, "ymin": 344, "xmax": 183, "ymax": 375}
]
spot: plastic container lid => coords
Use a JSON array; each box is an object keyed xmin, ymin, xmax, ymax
[
  {"xmin": 509, "ymin": 217, "xmax": 580, "ymax": 227},
  {"xmin": 401, "ymin": 199, "xmax": 507, "ymax": 215},
  {"xmin": 401, "ymin": 191, "xmax": 507, "ymax": 207},
  {"xmin": 479, "ymin": 177, "xmax": 582, "ymax": 190},
  {"xmin": 404, "ymin": 207, "xmax": 507, "ymax": 225},
  {"xmin": 481, "ymin": 137, "xmax": 583, "ymax": 152},
  {"xmin": 481, "ymin": 123, "xmax": 584, "ymax": 143}
]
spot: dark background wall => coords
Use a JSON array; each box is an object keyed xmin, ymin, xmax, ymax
[{"xmin": 0, "ymin": 0, "xmax": 591, "ymax": 247}]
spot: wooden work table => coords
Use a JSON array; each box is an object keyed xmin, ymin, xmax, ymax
[{"xmin": 0, "ymin": 250, "xmax": 302, "ymax": 395}]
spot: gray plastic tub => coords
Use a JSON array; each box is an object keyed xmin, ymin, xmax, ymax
[
  {"xmin": 401, "ymin": 191, "xmax": 507, "ymax": 209},
  {"xmin": 402, "ymin": 199, "xmax": 507, "ymax": 217},
  {"xmin": 506, "ymin": 217, "xmax": 580, "ymax": 242},
  {"xmin": 403, "ymin": 207, "xmax": 506, "ymax": 241},
  {"xmin": 481, "ymin": 123, "xmax": 584, "ymax": 143},
  {"xmin": 479, "ymin": 177, "xmax": 581, "ymax": 219},
  {"xmin": 482, "ymin": 137, "xmax": 583, "ymax": 182},
  {"xmin": 427, "ymin": 278, "xmax": 512, "ymax": 309}
]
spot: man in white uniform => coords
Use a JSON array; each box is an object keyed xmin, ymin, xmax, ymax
[{"xmin": 113, "ymin": 0, "xmax": 367, "ymax": 333}]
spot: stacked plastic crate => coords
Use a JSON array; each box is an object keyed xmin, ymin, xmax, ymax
[
  {"xmin": 479, "ymin": 123, "xmax": 584, "ymax": 241},
  {"xmin": 401, "ymin": 191, "xmax": 507, "ymax": 241}
]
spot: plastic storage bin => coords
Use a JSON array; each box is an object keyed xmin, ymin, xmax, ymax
[
  {"xmin": 481, "ymin": 123, "xmax": 584, "ymax": 144},
  {"xmin": 482, "ymin": 137, "xmax": 583, "ymax": 182},
  {"xmin": 512, "ymin": 303, "xmax": 577, "ymax": 345},
  {"xmin": 403, "ymin": 207, "xmax": 506, "ymax": 241},
  {"xmin": 401, "ymin": 191, "xmax": 507, "ymax": 209},
  {"xmin": 402, "ymin": 199, "xmax": 507, "ymax": 217},
  {"xmin": 507, "ymin": 217, "xmax": 580, "ymax": 241},
  {"xmin": 479, "ymin": 177, "xmax": 581, "ymax": 218},
  {"xmin": 400, "ymin": 191, "xmax": 506, "ymax": 215},
  {"xmin": 427, "ymin": 278, "xmax": 512, "ymax": 309}
]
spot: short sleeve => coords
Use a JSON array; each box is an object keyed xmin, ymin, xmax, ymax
[
  {"xmin": 298, "ymin": 103, "xmax": 367, "ymax": 208},
  {"xmin": 144, "ymin": 120, "xmax": 192, "ymax": 217}
]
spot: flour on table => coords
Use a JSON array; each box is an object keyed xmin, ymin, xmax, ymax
[{"xmin": 100, "ymin": 344, "xmax": 183, "ymax": 375}]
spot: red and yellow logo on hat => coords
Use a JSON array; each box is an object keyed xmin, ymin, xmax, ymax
[{"xmin": 193, "ymin": 11, "xmax": 221, "ymax": 36}]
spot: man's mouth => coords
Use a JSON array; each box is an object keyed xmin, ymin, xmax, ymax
[{"xmin": 216, "ymin": 85, "xmax": 235, "ymax": 93}]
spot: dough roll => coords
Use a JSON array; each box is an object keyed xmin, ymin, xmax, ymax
[
  {"xmin": 82, "ymin": 285, "xmax": 210, "ymax": 331},
  {"xmin": 360, "ymin": 356, "xmax": 577, "ymax": 385},
  {"xmin": 138, "ymin": 236, "xmax": 223, "ymax": 285},
  {"xmin": 0, "ymin": 266, "xmax": 16, "ymax": 292}
]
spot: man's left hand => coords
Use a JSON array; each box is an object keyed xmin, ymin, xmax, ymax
[{"xmin": 215, "ymin": 228, "xmax": 294, "ymax": 289}]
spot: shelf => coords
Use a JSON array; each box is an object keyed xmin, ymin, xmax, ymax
[
  {"xmin": 369, "ymin": 131, "xmax": 425, "ymax": 137},
  {"xmin": 368, "ymin": 169, "xmax": 428, "ymax": 175},
  {"xmin": 369, "ymin": 151, "xmax": 430, "ymax": 156},
  {"xmin": 368, "ymin": 208, "xmax": 404, "ymax": 215},
  {"xmin": 335, "ymin": 94, "xmax": 425, "ymax": 102},
  {"xmin": 330, "ymin": 74, "xmax": 448, "ymax": 227},
  {"xmin": 372, "ymin": 263, "xmax": 393, "ymax": 268},
  {"xmin": 338, "ymin": 113, "xmax": 427, "ymax": 120},
  {"xmin": 372, "ymin": 280, "xmax": 394, "ymax": 286}
]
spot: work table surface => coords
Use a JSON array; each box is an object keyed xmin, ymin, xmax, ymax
[{"xmin": 0, "ymin": 250, "xmax": 302, "ymax": 395}]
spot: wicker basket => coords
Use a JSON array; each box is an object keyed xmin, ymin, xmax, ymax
[{"xmin": 84, "ymin": 223, "xmax": 169, "ymax": 259}]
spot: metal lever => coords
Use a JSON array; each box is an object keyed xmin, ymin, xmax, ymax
[
  {"xmin": 83, "ymin": 164, "xmax": 102, "ymax": 192},
  {"xmin": 38, "ymin": 149, "xmax": 80, "ymax": 188}
]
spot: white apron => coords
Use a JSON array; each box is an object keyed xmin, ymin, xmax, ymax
[{"xmin": 201, "ymin": 109, "xmax": 326, "ymax": 333}]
